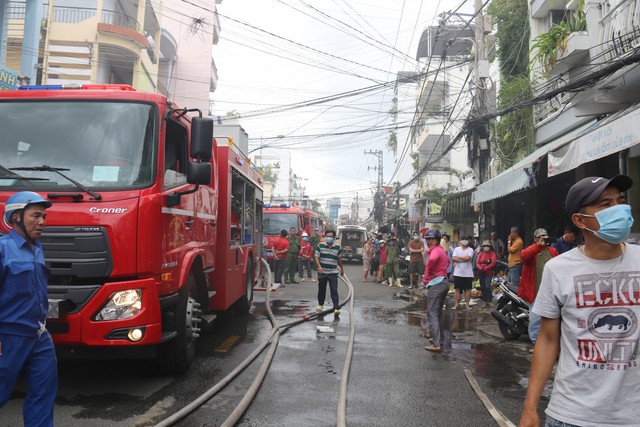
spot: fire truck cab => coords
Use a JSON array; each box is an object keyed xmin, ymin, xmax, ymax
[{"xmin": 0, "ymin": 84, "xmax": 262, "ymax": 373}]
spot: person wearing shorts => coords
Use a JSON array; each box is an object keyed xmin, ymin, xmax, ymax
[{"xmin": 452, "ymin": 236, "xmax": 475, "ymax": 310}]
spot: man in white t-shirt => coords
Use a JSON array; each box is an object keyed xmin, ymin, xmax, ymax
[
  {"xmin": 520, "ymin": 175, "xmax": 639, "ymax": 427},
  {"xmin": 452, "ymin": 236, "xmax": 475, "ymax": 310}
]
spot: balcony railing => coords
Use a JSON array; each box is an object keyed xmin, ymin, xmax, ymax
[
  {"xmin": 7, "ymin": 1, "xmax": 48, "ymax": 19},
  {"xmin": 101, "ymin": 10, "xmax": 140, "ymax": 32},
  {"xmin": 599, "ymin": 0, "xmax": 640, "ymax": 63},
  {"xmin": 533, "ymin": 91, "xmax": 572, "ymax": 124},
  {"xmin": 52, "ymin": 6, "xmax": 95, "ymax": 24},
  {"xmin": 8, "ymin": 4, "xmax": 140, "ymax": 33}
]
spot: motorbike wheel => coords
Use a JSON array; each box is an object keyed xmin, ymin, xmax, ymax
[{"xmin": 498, "ymin": 320, "xmax": 521, "ymax": 340}]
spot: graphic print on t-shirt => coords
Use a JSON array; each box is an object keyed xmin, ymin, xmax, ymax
[{"xmin": 574, "ymin": 271, "xmax": 640, "ymax": 368}]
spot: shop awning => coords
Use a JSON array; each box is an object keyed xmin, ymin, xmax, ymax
[
  {"xmin": 548, "ymin": 103, "xmax": 640, "ymax": 176},
  {"xmin": 471, "ymin": 130, "xmax": 584, "ymax": 204}
]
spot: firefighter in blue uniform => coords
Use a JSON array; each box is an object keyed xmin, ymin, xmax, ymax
[{"xmin": 0, "ymin": 191, "xmax": 56, "ymax": 426}]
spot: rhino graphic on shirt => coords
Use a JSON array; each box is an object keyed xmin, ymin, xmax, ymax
[{"xmin": 594, "ymin": 314, "xmax": 631, "ymax": 331}]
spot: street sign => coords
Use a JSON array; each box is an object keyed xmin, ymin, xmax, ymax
[{"xmin": 0, "ymin": 66, "xmax": 19, "ymax": 91}]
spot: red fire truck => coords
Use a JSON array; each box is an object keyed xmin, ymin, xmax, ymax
[
  {"xmin": 262, "ymin": 204, "xmax": 323, "ymax": 259},
  {"xmin": 0, "ymin": 84, "xmax": 262, "ymax": 373}
]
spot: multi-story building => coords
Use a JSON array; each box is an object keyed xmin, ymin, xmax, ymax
[
  {"xmin": 159, "ymin": 0, "xmax": 221, "ymax": 115},
  {"xmin": 0, "ymin": 0, "xmax": 221, "ymax": 115},
  {"xmin": 412, "ymin": 23, "xmax": 478, "ymax": 237},
  {"xmin": 472, "ymin": 0, "xmax": 640, "ymax": 239}
]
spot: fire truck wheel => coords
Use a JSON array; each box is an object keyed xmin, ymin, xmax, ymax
[
  {"xmin": 234, "ymin": 260, "xmax": 254, "ymax": 314},
  {"xmin": 158, "ymin": 273, "xmax": 201, "ymax": 373}
]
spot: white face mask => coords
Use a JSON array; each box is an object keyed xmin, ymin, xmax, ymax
[
  {"xmin": 460, "ymin": 240, "xmax": 469, "ymax": 246},
  {"xmin": 413, "ymin": 235, "xmax": 420, "ymax": 240},
  {"xmin": 483, "ymin": 247, "xmax": 490, "ymax": 252}
]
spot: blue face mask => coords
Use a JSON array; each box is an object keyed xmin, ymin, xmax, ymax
[
  {"xmin": 303, "ymin": 237, "xmax": 308, "ymax": 241},
  {"xmin": 325, "ymin": 237, "xmax": 334, "ymax": 244},
  {"xmin": 580, "ymin": 204, "xmax": 634, "ymax": 244},
  {"xmin": 388, "ymin": 241, "xmax": 395, "ymax": 246}
]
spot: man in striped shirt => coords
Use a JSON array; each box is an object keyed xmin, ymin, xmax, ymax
[{"xmin": 314, "ymin": 229, "xmax": 344, "ymax": 315}]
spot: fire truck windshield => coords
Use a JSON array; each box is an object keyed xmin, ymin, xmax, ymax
[
  {"xmin": 262, "ymin": 213, "xmax": 298, "ymax": 236},
  {"xmin": 0, "ymin": 101, "xmax": 156, "ymax": 189}
]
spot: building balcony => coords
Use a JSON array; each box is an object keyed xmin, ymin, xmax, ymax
[
  {"xmin": 97, "ymin": 11, "xmax": 149, "ymax": 50},
  {"xmin": 533, "ymin": 0, "xmax": 640, "ymax": 122},
  {"xmin": 549, "ymin": 31, "xmax": 590, "ymax": 75},
  {"xmin": 530, "ymin": 0, "xmax": 570, "ymax": 19},
  {"xmin": 598, "ymin": 0, "xmax": 640, "ymax": 64},
  {"xmin": 210, "ymin": 59, "xmax": 218, "ymax": 92},
  {"xmin": 212, "ymin": 10, "xmax": 221, "ymax": 45},
  {"xmin": 417, "ymin": 79, "xmax": 447, "ymax": 114}
]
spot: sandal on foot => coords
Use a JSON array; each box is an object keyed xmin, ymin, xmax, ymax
[{"xmin": 425, "ymin": 345, "xmax": 442, "ymax": 352}]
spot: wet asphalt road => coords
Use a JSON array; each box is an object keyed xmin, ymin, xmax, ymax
[{"xmin": 1, "ymin": 263, "xmax": 550, "ymax": 426}]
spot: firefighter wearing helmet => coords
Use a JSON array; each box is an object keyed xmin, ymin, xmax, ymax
[{"xmin": 0, "ymin": 191, "xmax": 57, "ymax": 426}]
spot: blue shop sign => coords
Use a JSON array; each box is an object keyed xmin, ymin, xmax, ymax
[{"xmin": 0, "ymin": 66, "xmax": 19, "ymax": 91}]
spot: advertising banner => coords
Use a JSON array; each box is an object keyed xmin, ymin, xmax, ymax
[
  {"xmin": 0, "ymin": 66, "xmax": 19, "ymax": 91},
  {"xmin": 548, "ymin": 106, "xmax": 640, "ymax": 176}
]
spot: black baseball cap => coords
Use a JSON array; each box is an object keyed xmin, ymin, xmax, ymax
[{"xmin": 565, "ymin": 175, "xmax": 633, "ymax": 214}]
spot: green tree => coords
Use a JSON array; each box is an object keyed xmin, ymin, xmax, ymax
[
  {"xmin": 488, "ymin": 0, "xmax": 534, "ymax": 170},
  {"xmin": 410, "ymin": 152, "xmax": 419, "ymax": 172},
  {"xmin": 494, "ymin": 77, "xmax": 534, "ymax": 170},
  {"xmin": 488, "ymin": 0, "xmax": 530, "ymax": 78},
  {"xmin": 261, "ymin": 162, "xmax": 279, "ymax": 183}
]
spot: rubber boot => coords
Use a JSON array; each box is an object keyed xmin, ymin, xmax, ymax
[
  {"xmin": 388, "ymin": 278, "xmax": 393, "ymax": 287},
  {"xmin": 396, "ymin": 278, "xmax": 404, "ymax": 288}
]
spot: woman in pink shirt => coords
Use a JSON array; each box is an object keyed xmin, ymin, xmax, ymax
[{"xmin": 423, "ymin": 229, "xmax": 450, "ymax": 352}]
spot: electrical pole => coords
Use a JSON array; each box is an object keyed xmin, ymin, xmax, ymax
[
  {"xmin": 472, "ymin": 0, "xmax": 491, "ymax": 234},
  {"xmin": 365, "ymin": 149, "xmax": 384, "ymax": 228},
  {"xmin": 472, "ymin": 0, "xmax": 490, "ymax": 183}
]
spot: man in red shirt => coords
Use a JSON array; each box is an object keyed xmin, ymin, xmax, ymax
[
  {"xmin": 517, "ymin": 228, "xmax": 558, "ymax": 348},
  {"xmin": 297, "ymin": 232, "xmax": 314, "ymax": 282},
  {"xmin": 271, "ymin": 229, "xmax": 290, "ymax": 285}
]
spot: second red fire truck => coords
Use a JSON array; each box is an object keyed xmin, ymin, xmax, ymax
[{"xmin": 262, "ymin": 204, "xmax": 323, "ymax": 259}]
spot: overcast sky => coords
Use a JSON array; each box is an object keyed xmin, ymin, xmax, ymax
[{"xmin": 211, "ymin": 0, "xmax": 474, "ymax": 213}]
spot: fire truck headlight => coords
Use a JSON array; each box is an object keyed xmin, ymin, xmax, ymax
[{"xmin": 95, "ymin": 289, "xmax": 142, "ymax": 321}]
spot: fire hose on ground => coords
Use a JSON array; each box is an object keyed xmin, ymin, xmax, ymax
[{"xmin": 155, "ymin": 258, "xmax": 356, "ymax": 426}]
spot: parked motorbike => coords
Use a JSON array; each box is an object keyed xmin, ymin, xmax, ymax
[
  {"xmin": 491, "ymin": 262, "xmax": 530, "ymax": 339},
  {"xmin": 398, "ymin": 249, "xmax": 411, "ymax": 286}
]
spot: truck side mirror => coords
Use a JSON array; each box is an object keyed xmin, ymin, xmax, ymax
[
  {"xmin": 187, "ymin": 161, "xmax": 211, "ymax": 185},
  {"xmin": 166, "ymin": 162, "xmax": 211, "ymax": 207},
  {"xmin": 191, "ymin": 117, "xmax": 213, "ymax": 161}
]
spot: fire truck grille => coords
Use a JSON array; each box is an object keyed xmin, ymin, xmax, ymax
[
  {"xmin": 40, "ymin": 226, "xmax": 113, "ymax": 312},
  {"xmin": 41, "ymin": 226, "xmax": 113, "ymax": 281}
]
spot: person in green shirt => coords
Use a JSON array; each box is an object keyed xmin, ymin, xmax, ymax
[
  {"xmin": 385, "ymin": 233, "xmax": 403, "ymax": 288},
  {"xmin": 310, "ymin": 228, "xmax": 322, "ymax": 250},
  {"xmin": 285, "ymin": 227, "xmax": 301, "ymax": 284}
]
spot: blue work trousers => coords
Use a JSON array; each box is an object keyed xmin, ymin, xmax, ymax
[
  {"xmin": 317, "ymin": 273, "xmax": 340, "ymax": 309},
  {"xmin": 507, "ymin": 263, "xmax": 522, "ymax": 288},
  {"xmin": 0, "ymin": 331, "xmax": 57, "ymax": 427},
  {"xmin": 545, "ymin": 415, "xmax": 581, "ymax": 427},
  {"xmin": 529, "ymin": 299, "xmax": 541, "ymax": 344},
  {"xmin": 478, "ymin": 272, "xmax": 493, "ymax": 302}
]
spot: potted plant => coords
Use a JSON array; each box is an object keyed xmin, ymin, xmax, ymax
[{"xmin": 529, "ymin": 2, "xmax": 586, "ymax": 75}]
